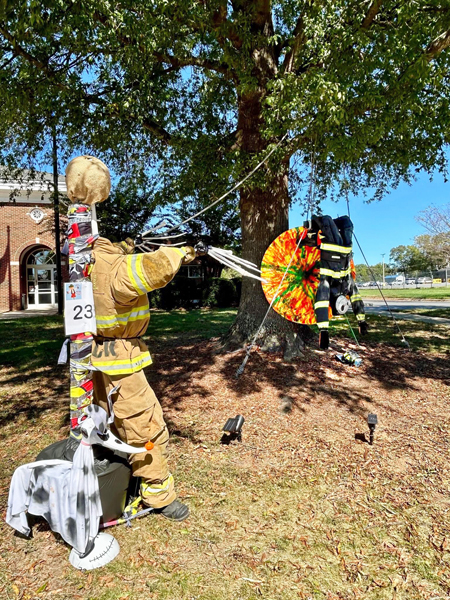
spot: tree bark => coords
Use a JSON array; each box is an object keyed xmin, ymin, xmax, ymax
[{"xmin": 224, "ymin": 93, "xmax": 312, "ymax": 358}]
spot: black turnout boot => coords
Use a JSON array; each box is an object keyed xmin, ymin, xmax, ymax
[
  {"xmin": 359, "ymin": 321, "xmax": 369, "ymax": 336},
  {"xmin": 155, "ymin": 500, "xmax": 190, "ymax": 522},
  {"xmin": 319, "ymin": 330, "xmax": 329, "ymax": 350}
]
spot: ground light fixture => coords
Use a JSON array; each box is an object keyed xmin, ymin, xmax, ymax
[
  {"xmin": 221, "ymin": 415, "xmax": 245, "ymax": 443},
  {"xmin": 367, "ymin": 413, "xmax": 378, "ymax": 445}
]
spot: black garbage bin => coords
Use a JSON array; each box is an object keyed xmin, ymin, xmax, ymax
[{"xmin": 36, "ymin": 438, "xmax": 132, "ymax": 523}]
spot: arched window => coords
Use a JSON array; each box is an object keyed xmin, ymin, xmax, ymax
[
  {"xmin": 28, "ymin": 249, "xmax": 56, "ymax": 265},
  {"xmin": 26, "ymin": 248, "xmax": 57, "ymax": 308}
]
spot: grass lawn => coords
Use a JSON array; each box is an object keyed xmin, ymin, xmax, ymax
[
  {"xmin": 359, "ymin": 287, "xmax": 450, "ymax": 300},
  {"xmin": 329, "ymin": 312, "xmax": 450, "ymax": 353},
  {"xmin": 1, "ymin": 309, "xmax": 450, "ymax": 600}
]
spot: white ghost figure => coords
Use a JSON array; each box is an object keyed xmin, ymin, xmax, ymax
[{"xmin": 6, "ymin": 405, "xmax": 146, "ymax": 557}]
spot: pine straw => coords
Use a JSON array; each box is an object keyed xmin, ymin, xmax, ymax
[{"xmin": 1, "ymin": 324, "xmax": 450, "ymax": 600}]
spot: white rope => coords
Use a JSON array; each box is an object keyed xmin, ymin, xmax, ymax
[
  {"xmin": 141, "ymin": 231, "xmax": 187, "ymax": 241},
  {"xmin": 208, "ymin": 251, "xmax": 263, "ymax": 281},
  {"xmin": 209, "ymin": 247, "xmax": 261, "ymax": 272},
  {"xmin": 153, "ymin": 134, "xmax": 289, "ymax": 237},
  {"xmin": 208, "ymin": 248, "xmax": 266, "ymax": 282}
]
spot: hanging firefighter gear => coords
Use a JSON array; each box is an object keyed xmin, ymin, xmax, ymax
[
  {"xmin": 305, "ymin": 215, "xmax": 366, "ymax": 349},
  {"xmin": 90, "ymin": 238, "xmax": 195, "ymax": 508}
]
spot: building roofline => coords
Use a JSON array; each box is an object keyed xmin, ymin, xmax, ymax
[{"xmin": 0, "ymin": 168, "xmax": 67, "ymax": 193}]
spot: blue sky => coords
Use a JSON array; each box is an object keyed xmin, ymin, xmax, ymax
[{"xmin": 289, "ymin": 170, "xmax": 449, "ymax": 266}]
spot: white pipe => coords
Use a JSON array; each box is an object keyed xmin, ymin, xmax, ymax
[{"xmin": 91, "ymin": 204, "xmax": 98, "ymax": 236}]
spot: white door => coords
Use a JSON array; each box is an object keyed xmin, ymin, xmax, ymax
[{"xmin": 26, "ymin": 250, "xmax": 58, "ymax": 308}]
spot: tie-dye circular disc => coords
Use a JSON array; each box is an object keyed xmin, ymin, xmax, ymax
[{"xmin": 261, "ymin": 227, "xmax": 321, "ymax": 325}]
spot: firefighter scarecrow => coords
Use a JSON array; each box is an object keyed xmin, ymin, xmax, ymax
[{"xmin": 67, "ymin": 155, "xmax": 196, "ymax": 521}]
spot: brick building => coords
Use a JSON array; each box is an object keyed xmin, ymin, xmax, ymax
[{"xmin": 0, "ymin": 172, "xmax": 67, "ymax": 313}]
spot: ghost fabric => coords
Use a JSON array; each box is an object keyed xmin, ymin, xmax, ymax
[{"xmin": 6, "ymin": 441, "xmax": 102, "ymax": 554}]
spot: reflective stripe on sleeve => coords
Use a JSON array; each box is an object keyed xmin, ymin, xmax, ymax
[
  {"xmin": 320, "ymin": 243, "xmax": 352, "ymax": 254},
  {"xmin": 351, "ymin": 294, "xmax": 362, "ymax": 302},
  {"xmin": 127, "ymin": 255, "xmax": 151, "ymax": 295},
  {"xmin": 172, "ymin": 248, "xmax": 186, "ymax": 259}
]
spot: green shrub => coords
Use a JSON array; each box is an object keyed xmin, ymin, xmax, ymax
[
  {"xmin": 203, "ymin": 278, "xmax": 237, "ymax": 308},
  {"xmin": 148, "ymin": 277, "xmax": 202, "ymax": 310}
]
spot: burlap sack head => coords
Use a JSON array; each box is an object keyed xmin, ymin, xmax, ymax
[{"xmin": 65, "ymin": 155, "xmax": 111, "ymax": 205}]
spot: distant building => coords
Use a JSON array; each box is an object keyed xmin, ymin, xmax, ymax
[{"xmin": 0, "ymin": 171, "xmax": 67, "ymax": 312}]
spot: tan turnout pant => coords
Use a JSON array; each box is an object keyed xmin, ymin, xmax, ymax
[{"xmin": 93, "ymin": 369, "xmax": 176, "ymax": 508}]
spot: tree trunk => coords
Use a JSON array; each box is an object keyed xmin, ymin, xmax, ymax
[{"xmin": 224, "ymin": 94, "xmax": 312, "ymax": 359}]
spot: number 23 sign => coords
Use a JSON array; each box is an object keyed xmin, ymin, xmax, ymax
[{"xmin": 64, "ymin": 282, "xmax": 97, "ymax": 336}]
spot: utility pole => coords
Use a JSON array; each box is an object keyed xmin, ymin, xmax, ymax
[
  {"xmin": 381, "ymin": 253, "xmax": 385, "ymax": 286},
  {"xmin": 52, "ymin": 123, "xmax": 63, "ymax": 315}
]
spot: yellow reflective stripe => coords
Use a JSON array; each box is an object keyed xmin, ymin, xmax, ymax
[
  {"xmin": 127, "ymin": 254, "xmax": 149, "ymax": 294},
  {"xmin": 352, "ymin": 294, "xmax": 362, "ymax": 301},
  {"xmin": 356, "ymin": 314, "xmax": 366, "ymax": 321},
  {"xmin": 141, "ymin": 474, "xmax": 174, "ymax": 495},
  {"xmin": 321, "ymin": 243, "xmax": 352, "ymax": 254},
  {"xmin": 320, "ymin": 268, "xmax": 351, "ymax": 278},
  {"xmin": 172, "ymin": 248, "xmax": 185, "ymax": 259},
  {"xmin": 320, "ymin": 268, "xmax": 342, "ymax": 278},
  {"xmin": 314, "ymin": 301, "xmax": 329, "ymax": 309},
  {"xmin": 94, "ymin": 353, "xmax": 153, "ymax": 374},
  {"xmin": 136, "ymin": 254, "xmax": 152, "ymax": 292},
  {"xmin": 127, "ymin": 255, "xmax": 142, "ymax": 294},
  {"xmin": 94, "ymin": 352, "xmax": 151, "ymax": 367},
  {"xmin": 317, "ymin": 321, "xmax": 329, "ymax": 329},
  {"xmin": 96, "ymin": 308, "xmax": 150, "ymax": 327}
]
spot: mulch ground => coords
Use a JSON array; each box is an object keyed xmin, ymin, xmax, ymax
[{"xmin": 1, "ymin": 334, "xmax": 450, "ymax": 599}]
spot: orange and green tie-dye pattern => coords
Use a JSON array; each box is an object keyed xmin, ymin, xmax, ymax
[{"xmin": 261, "ymin": 227, "xmax": 321, "ymax": 325}]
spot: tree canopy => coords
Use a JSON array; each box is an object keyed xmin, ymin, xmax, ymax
[
  {"xmin": 389, "ymin": 244, "xmax": 434, "ymax": 275},
  {"xmin": 2, "ymin": 1, "xmax": 450, "ymax": 200},
  {"xmin": 3, "ymin": 1, "xmax": 450, "ymax": 346}
]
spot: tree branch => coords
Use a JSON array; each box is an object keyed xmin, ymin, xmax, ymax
[
  {"xmin": 0, "ymin": 25, "xmax": 173, "ymax": 144},
  {"xmin": 152, "ymin": 52, "xmax": 237, "ymax": 82},
  {"xmin": 0, "ymin": 24, "xmax": 67, "ymax": 91},
  {"xmin": 282, "ymin": 12, "xmax": 307, "ymax": 73},
  {"xmin": 425, "ymin": 28, "xmax": 450, "ymax": 62},
  {"xmin": 361, "ymin": 0, "xmax": 383, "ymax": 30}
]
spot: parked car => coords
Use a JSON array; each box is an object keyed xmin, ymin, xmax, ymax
[
  {"xmin": 405, "ymin": 278, "xmax": 415, "ymax": 285},
  {"xmin": 416, "ymin": 277, "xmax": 433, "ymax": 284}
]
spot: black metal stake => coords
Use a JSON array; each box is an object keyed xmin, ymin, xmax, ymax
[{"xmin": 52, "ymin": 123, "xmax": 63, "ymax": 316}]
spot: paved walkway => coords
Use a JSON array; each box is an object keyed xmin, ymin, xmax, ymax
[
  {"xmin": 0, "ymin": 309, "xmax": 58, "ymax": 320},
  {"xmin": 364, "ymin": 300, "xmax": 450, "ymax": 326}
]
